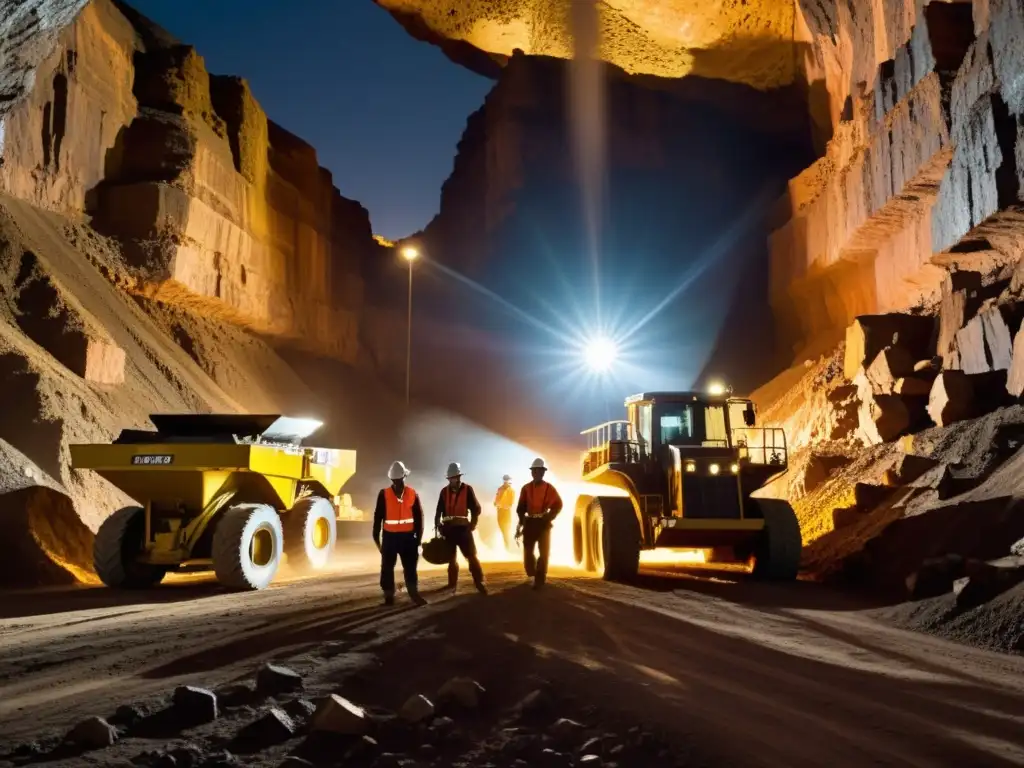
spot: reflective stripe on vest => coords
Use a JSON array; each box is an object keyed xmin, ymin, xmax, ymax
[
  {"xmin": 522, "ymin": 481, "xmax": 553, "ymax": 517},
  {"xmin": 384, "ymin": 486, "xmax": 416, "ymax": 532},
  {"xmin": 441, "ymin": 484, "xmax": 469, "ymax": 523}
]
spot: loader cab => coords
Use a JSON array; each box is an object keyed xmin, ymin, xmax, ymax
[{"xmin": 624, "ymin": 392, "xmax": 757, "ymax": 455}]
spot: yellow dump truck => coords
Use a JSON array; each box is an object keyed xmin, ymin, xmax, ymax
[{"xmin": 70, "ymin": 414, "xmax": 359, "ymax": 591}]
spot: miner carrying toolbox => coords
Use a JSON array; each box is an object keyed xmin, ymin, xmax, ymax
[
  {"xmin": 373, "ymin": 460, "xmax": 428, "ymax": 606},
  {"xmin": 516, "ymin": 457, "xmax": 563, "ymax": 590},
  {"xmin": 435, "ymin": 462, "xmax": 488, "ymax": 595}
]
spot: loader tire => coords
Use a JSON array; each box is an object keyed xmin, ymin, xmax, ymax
[
  {"xmin": 573, "ymin": 495, "xmax": 593, "ymax": 569},
  {"xmin": 213, "ymin": 504, "xmax": 283, "ymax": 590},
  {"xmin": 285, "ymin": 496, "xmax": 337, "ymax": 572},
  {"xmin": 589, "ymin": 497, "xmax": 640, "ymax": 582},
  {"xmin": 749, "ymin": 497, "xmax": 802, "ymax": 581},
  {"xmin": 93, "ymin": 506, "xmax": 167, "ymax": 589}
]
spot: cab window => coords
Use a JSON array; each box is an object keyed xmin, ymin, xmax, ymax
[
  {"xmin": 659, "ymin": 405, "xmax": 695, "ymax": 444},
  {"xmin": 704, "ymin": 405, "xmax": 728, "ymax": 446}
]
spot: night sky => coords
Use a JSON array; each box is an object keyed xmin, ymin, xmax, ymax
[{"xmin": 127, "ymin": 0, "xmax": 493, "ymax": 240}]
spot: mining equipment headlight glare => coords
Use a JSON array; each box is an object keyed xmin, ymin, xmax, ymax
[
  {"xmin": 709, "ymin": 463, "xmax": 720, "ymax": 475},
  {"xmin": 685, "ymin": 462, "xmax": 697, "ymax": 473},
  {"xmin": 731, "ymin": 463, "xmax": 740, "ymax": 474}
]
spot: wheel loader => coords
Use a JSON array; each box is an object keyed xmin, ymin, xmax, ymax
[
  {"xmin": 573, "ymin": 390, "xmax": 801, "ymax": 581},
  {"xmin": 70, "ymin": 414, "xmax": 359, "ymax": 591}
]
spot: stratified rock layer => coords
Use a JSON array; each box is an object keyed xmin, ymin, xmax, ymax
[{"xmin": 0, "ymin": 0, "xmax": 377, "ymax": 362}]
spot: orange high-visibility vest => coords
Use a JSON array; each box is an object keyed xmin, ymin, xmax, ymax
[
  {"xmin": 441, "ymin": 484, "xmax": 469, "ymax": 521},
  {"xmin": 521, "ymin": 481, "xmax": 558, "ymax": 517},
  {"xmin": 383, "ymin": 486, "xmax": 417, "ymax": 532}
]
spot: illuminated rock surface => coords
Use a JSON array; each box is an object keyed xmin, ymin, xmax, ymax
[{"xmin": 374, "ymin": 0, "xmax": 803, "ymax": 89}]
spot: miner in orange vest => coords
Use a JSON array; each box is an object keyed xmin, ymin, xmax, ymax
[
  {"xmin": 516, "ymin": 457, "xmax": 563, "ymax": 589},
  {"xmin": 435, "ymin": 461, "xmax": 488, "ymax": 595},
  {"xmin": 372, "ymin": 460, "xmax": 427, "ymax": 606}
]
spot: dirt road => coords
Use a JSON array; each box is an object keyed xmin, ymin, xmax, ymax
[{"xmin": 1, "ymin": 550, "xmax": 1023, "ymax": 767}]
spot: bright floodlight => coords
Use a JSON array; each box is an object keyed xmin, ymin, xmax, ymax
[
  {"xmin": 583, "ymin": 335, "xmax": 618, "ymax": 372},
  {"xmin": 401, "ymin": 246, "xmax": 419, "ymax": 262},
  {"xmin": 707, "ymin": 381, "xmax": 727, "ymax": 396}
]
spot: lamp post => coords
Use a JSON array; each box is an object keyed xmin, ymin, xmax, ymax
[{"xmin": 400, "ymin": 246, "xmax": 419, "ymax": 405}]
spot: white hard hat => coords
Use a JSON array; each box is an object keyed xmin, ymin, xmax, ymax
[
  {"xmin": 446, "ymin": 461, "xmax": 463, "ymax": 479},
  {"xmin": 502, "ymin": 474, "xmax": 511, "ymax": 482},
  {"xmin": 530, "ymin": 457, "xmax": 547, "ymax": 471},
  {"xmin": 388, "ymin": 460, "xmax": 410, "ymax": 480}
]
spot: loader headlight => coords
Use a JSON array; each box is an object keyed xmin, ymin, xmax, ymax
[
  {"xmin": 685, "ymin": 462, "xmax": 696, "ymax": 473},
  {"xmin": 731, "ymin": 463, "xmax": 740, "ymax": 474},
  {"xmin": 709, "ymin": 463, "xmax": 720, "ymax": 475}
]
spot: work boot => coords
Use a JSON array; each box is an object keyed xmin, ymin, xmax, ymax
[
  {"xmin": 474, "ymin": 581, "xmax": 489, "ymax": 596},
  {"xmin": 383, "ymin": 591, "xmax": 395, "ymax": 606},
  {"xmin": 409, "ymin": 591, "xmax": 428, "ymax": 607}
]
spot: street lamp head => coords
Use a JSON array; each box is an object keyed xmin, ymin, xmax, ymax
[{"xmin": 401, "ymin": 246, "xmax": 419, "ymax": 262}]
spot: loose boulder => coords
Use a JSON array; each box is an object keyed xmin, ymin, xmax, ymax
[
  {"xmin": 66, "ymin": 716, "xmax": 118, "ymax": 749},
  {"xmin": 864, "ymin": 346, "xmax": 916, "ymax": 394},
  {"xmin": 905, "ymin": 554, "xmax": 966, "ymax": 599},
  {"xmin": 832, "ymin": 506, "xmax": 864, "ymax": 530},
  {"xmin": 892, "ymin": 453, "xmax": 941, "ymax": 485},
  {"xmin": 937, "ymin": 271, "xmax": 983, "ymax": 368},
  {"xmin": 844, "ymin": 314, "xmax": 936, "ymax": 381},
  {"xmin": 172, "ymin": 685, "xmax": 218, "ymax": 724},
  {"xmin": 234, "ymin": 708, "xmax": 296, "ymax": 750},
  {"xmin": 894, "ymin": 377, "xmax": 933, "ymax": 396},
  {"xmin": 398, "ymin": 694, "xmax": 435, "ymax": 724},
  {"xmin": 927, "ymin": 371, "xmax": 975, "ymax": 426},
  {"xmin": 858, "ymin": 393, "xmax": 911, "ymax": 445},
  {"xmin": 799, "ymin": 453, "xmax": 852, "ymax": 495},
  {"xmin": 310, "ymin": 695, "xmax": 368, "ymax": 736},
  {"xmin": 953, "ymin": 559, "xmax": 1024, "ymax": 609},
  {"xmin": 256, "ymin": 663, "xmax": 303, "ymax": 697},
  {"xmin": 437, "ymin": 677, "xmax": 485, "ymax": 709}
]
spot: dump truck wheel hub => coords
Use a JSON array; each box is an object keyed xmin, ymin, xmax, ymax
[
  {"xmin": 250, "ymin": 525, "xmax": 276, "ymax": 567},
  {"xmin": 312, "ymin": 517, "xmax": 331, "ymax": 550}
]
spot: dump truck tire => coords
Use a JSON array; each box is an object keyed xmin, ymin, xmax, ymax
[
  {"xmin": 285, "ymin": 496, "xmax": 337, "ymax": 571},
  {"xmin": 213, "ymin": 504, "xmax": 283, "ymax": 590},
  {"xmin": 93, "ymin": 506, "xmax": 167, "ymax": 588},
  {"xmin": 750, "ymin": 498, "xmax": 802, "ymax": 581},
  {"xmin": 589, "ymin": 497, "xmax": 640, "ymax": 582}
]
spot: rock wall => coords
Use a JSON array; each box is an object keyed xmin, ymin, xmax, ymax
[
  {"xmin": 0, "ymin": 0, "xmax": 377, "ymax": 363},
  {"xmin": 771, "ymin": 0, "xmax": 983, "ymax": 361}
]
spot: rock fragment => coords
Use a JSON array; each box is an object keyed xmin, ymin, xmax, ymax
[
  {"xmin": 437, "ymin": 676, "xmax": 485, "ymax": 709},
  {"xmin": 256, "ymin": 663, "xmax": 304, "ymax": 697},
  {"xmin": 398, "ymin": 694, "xmax": 435, "ymax": 724},
  {"xmin": 310, "ymin": 694, "xmax": 368, "ymax": 736},
  {"xmin": 905, "ymin": 554, "xmax": 965, "ymax": 599},
  {"xmin": 234, "ymin": 707, "xmax": 296, "ymax": 749},
  {"xmin": 927, "ymin": 371, "xmax": 975, "ymax": 426},
  {"xmin": 172, "ymin": 685, "xmax": 218, "ymax": 724},
  {"xmin": 66, "ymin": 715, "xmax": 118, "ymax": 749}
]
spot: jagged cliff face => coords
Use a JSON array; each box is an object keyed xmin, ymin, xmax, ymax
[
  {"xmin": 769, "ymin": 0, "xmax": 1024, "ymax": 361},
  {"xmin": 374, "ymin": 0, "xmax": 803, "ymax": 90},
  {"xmin": 0, "ymin": 0, "xmax": 376, "ymax": 363}
]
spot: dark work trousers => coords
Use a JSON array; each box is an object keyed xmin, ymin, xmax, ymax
[
  {"xmin": 496, "ymin": 507, "xmax": 514, "ymax": 551},
  {"xmin": 522, "ymin": 517, "xmax": 552, "ymax": 585},
  {"xmin": 380, "ymin": 531, "xmax": 419, "ymax": 595},
  {"xmin": 442, "ymin": 524, "xmax": 485, "ymax": 587}
]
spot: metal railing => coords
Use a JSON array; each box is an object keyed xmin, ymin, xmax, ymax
[
  {"xmin": 731, "ymin": 427, "xmax": 788, "ymax": 466},
  {"xmin": 580, "ymin": 420, "xmax": 643, "ymax": 474}
]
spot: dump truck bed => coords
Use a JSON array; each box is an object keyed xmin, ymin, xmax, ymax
[{"xmin": 70, "ymin": 442, "xmax": 356, "ymax": 507}]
